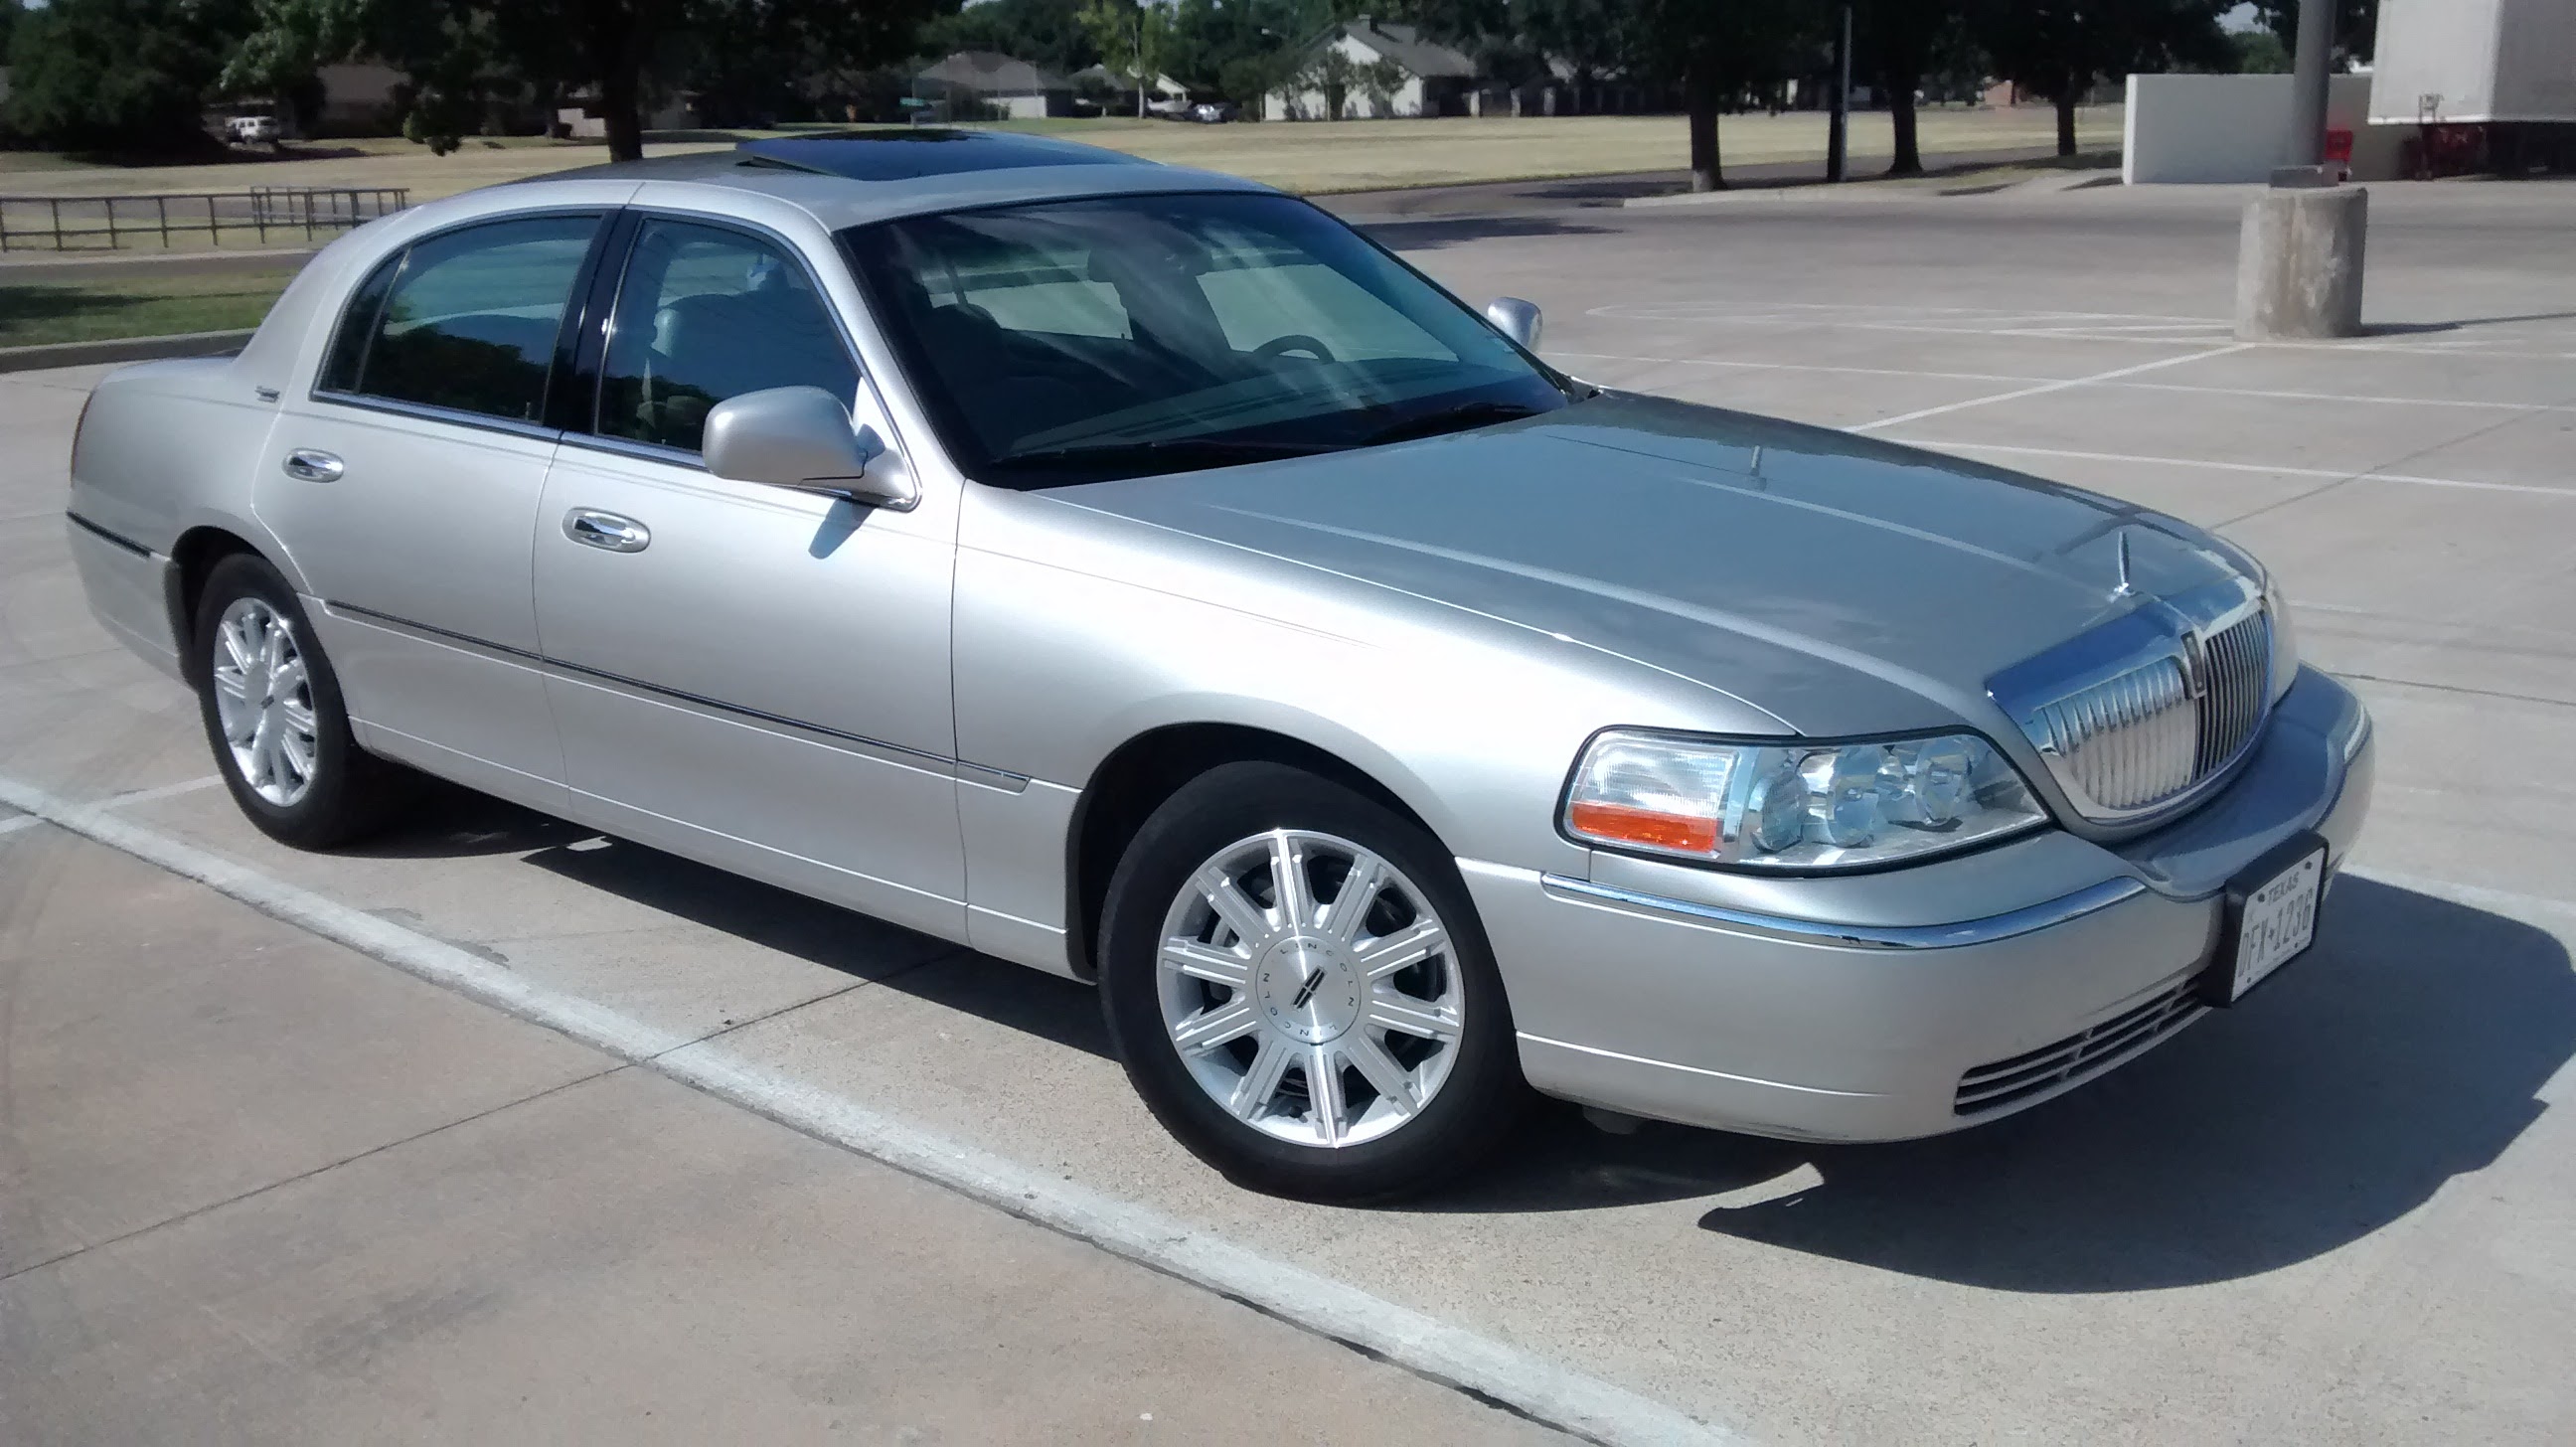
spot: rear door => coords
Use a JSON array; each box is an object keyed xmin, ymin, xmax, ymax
[
  {"xmin": 532, "ymin": 213, "xmax": 966, "ymax": 938},
  {"xmin": 259, "ymin": 212, "xmax": 607, "ymax": 802}
]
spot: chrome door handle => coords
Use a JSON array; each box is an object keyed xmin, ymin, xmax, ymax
[
  {"xmin": 564, "ymin": 508, "xmax": 650, "ymax": 554},
  {"xmin": 281, "ymin": 448, "xmax": 344, "ymax": 483}
]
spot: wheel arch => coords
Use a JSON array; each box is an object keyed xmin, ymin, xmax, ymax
[
  {"xmin": 1061, "ymin": 722, "xmax": 1453, "ymax": 980},
  {"xmin": 165, "ymin": 525, "xmax": 276, "ymax": 683}
]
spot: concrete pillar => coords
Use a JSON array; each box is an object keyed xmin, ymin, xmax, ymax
[{"xmin": 2235, "ymin": 186, "xmax": 2367, "ymax": 340}]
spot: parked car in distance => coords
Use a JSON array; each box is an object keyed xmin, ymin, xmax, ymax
[
  {"xmin": 226, "ymin": 114, "xmax": 282, "ymax": 146},
  {"xmin": 64, "ymin": 131, "xmax": 2373, "ymax": 1202},
  {"xmin": 1191, "ymin": 101, "xmax": 1239, "ymax": 123}
]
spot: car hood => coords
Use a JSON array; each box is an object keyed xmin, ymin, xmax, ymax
[{"xmin": 1054, "ymin": 393, "xmax": 2257, "ymax": 735}]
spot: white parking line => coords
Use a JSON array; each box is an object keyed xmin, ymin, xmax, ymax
[
  {"xmin": 1878, "ymin": 439, "xmax": 2576, "ymax": 499},
  {"xmin": 0, "ymin": 813, "xmax": 40, "ymax": 837},
  {"xmin": 0, "ymin": 771, "xmax": 1733, "ymax": 1447},
  {"xmin": 1848, "ymin": 345, "xmax": 2252, "ymax": 433}
]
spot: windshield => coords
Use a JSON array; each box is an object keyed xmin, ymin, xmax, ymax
[{"xmin": 839, "ymin": 192, "xmax": 1572, "ymax": 488}]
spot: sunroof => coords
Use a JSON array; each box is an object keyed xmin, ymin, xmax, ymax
[{"xmin": 736, "ymin": 130, "xmax": 1154, "ymax": 182}]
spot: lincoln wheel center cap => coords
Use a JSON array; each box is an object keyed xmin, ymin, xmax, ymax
[{"xmin": 1254, "ymin": 935, "xmax": 1362, "ymax": 1045}]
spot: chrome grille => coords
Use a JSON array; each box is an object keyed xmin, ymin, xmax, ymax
[
  {"xmin": 2195, "ymin": 611, "xmax": 2269, "ymax": 775},
  {"xmin": 1954, "ymin": 981, "xmax": 2206, "ymax": 1115},
  {"xmin": 2025, "ymin": 655, "xmax": 2199, "ymax": 812},
  {"xmin": 1988, "ymin": 588, "xmax": 2275, "ymax": 824}
]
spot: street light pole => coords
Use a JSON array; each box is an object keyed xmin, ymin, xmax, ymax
[
  {"xmin": 2238, "ymin": 0, "xmax": 2365, "ymax": 339},
  {"xmin": 2280, "ymin": 0, "xmax": 2334, "ymax": 174}
]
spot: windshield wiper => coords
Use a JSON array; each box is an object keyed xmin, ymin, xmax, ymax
[
  {"xmin": 1358, "ymin": 400, "xmax": 1542, "ymax": 447},
  {"xmin": 1002, "ymin": 436, "xmax": 1337, "ymax": 474}
]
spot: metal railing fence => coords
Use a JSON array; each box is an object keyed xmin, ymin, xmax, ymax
[{"xmin": 0, "ymin": 187, "xmax": 411, "ymax": 252}]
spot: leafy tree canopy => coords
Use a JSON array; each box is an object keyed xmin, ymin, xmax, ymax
[
  {"xmin": 2249, "ymin": 0, "xmax": 2375, "ymax": 69},
  {"xmin": 226, "ymin": 0, "xmax": 949, "ymax": 161},
  {"xmin": 6, "ymin": 0, "xmax": 249, "ymax": 155}
]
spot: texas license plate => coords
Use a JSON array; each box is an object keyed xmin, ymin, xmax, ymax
[{"xmin": 2212, "ymin": 839, "xmax": 2327, "ymax": 1004}]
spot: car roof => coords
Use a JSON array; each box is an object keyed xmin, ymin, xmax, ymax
[{"xmin": 526, "ymin": 130, "xmax": 1275, "ymax": 230}]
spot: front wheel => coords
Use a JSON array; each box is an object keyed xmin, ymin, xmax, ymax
[{"xmin": 1099, "ymin": 762, "xmax": 1528, "ymax": 1201}]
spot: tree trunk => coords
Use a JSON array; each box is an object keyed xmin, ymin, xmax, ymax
[
  {"xmin": 1884, "ymin": 77, "xmax": 1922, "ymax": 175},
  {"xmin": 2054, "ymin": 89, "xmax": 2077, "ymax": 158},
  {"xmin": 1687, "ymin": 70, "xmax": 1722, "ymax": 192},
  {"xmin": 583, "ymin": 0, "xmax": 647, "ymax": 163}
]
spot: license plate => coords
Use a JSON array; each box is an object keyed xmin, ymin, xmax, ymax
[{"xmin": 2217, "ymin": 842, "xmax": 2327, "ymax": 1003}]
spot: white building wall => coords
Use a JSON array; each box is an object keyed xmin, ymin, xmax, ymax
[
  {"xmin": 2123, "ymin": 73, "xmax": 2402, "ymax": 184},
  {"xmin": 2370, "ymin": 0, "xmax": 2576, "ymax": 123}
]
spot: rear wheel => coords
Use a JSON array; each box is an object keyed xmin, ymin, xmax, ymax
[
  {"xmin": 1099, "ymin": 762, "xmax": 1527, "ymax": 1201},
  {"xmin": 192, "ymin": 554, "xmax": 409, "ymax": 849}
]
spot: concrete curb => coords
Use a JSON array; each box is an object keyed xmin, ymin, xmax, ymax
[{"xmin": 0, "ymin": 329, "xmax": 253, "ymax": 375}]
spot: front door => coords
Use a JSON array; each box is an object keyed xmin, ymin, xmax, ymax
[
  {"xmin": 532, "ymin": 215, "xmax": 965, "ymax": 937},
  {"xmin": 258, "ymin": 212, "xmax": 604, "ymax": 802}
]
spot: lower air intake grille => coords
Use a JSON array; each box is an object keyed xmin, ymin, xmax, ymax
[{"xmin": 1953, "ymin": 982, "xmax": 2206, "ymax": 1115}]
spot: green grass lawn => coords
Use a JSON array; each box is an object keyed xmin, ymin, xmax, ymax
[{"xmin": 0, "ymin": 267, "xmax": 297, "ymax": 348}]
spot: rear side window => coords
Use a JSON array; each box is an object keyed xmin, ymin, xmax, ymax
[
  {"xmin": 596, "ymin": 219, "xmax": 859, "ymax": 453},
  {"xmin": 319, "ymin": 215, "xmax": 599, "ymax": 423}
]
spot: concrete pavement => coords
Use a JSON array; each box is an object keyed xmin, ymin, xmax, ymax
[
  {"xmin": 0, "ymin": 826, "xmax": 1561, "ymax": 1445},
  {"xmin": 4, "ymin": 179, "xmax": 2574, "ymax": 1443}
]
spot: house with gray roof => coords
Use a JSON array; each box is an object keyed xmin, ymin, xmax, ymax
[
  {"xmin": 916, "ymin": 52, "xmax": 1075, "ymax": 121},
  {"xmin": 1266, "ymin": 17, "xmax": 1481, "ymax": 121}
]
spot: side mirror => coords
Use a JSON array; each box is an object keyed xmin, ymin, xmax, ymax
[
  {"xmin": 1485, "ymin": 296, "xmax": 1543, "ymax": 352},
  {"xmin": 702, "ymin": 386, "xmax": 917, "ymax": 511}
]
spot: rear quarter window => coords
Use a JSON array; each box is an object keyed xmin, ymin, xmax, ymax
[{"xmin": 318, "ymin": 214, "xmax": 601, "ymax": 423}]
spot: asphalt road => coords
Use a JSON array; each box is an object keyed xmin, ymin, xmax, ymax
[{"xmin": 4, "ymin": 178, "xmax": 2573, "ymax": 1444}]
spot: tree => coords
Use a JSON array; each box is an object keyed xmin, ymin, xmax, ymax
[
  {"xmin": 2229, "ymin": 27, "xmax": 2290, "ymax": 73},
  {"xmin": 1289, "ymin": 45, "xmax": 1360, "ymax": 119},
  {"xmin": 1971, "ymin": 0, "xmax": 2229, "ymax": 157},
  {"xmin": 227, "ymin": 0, "xmax": 949, "ymax": 163},
  {"xmin": 927, "ymin": 0, "xmax": 1099, "ymax": 78},
  {"xmin": 1078, "ymin": 0, "xmax": 1175, "ymax": 114},
  {"xmin": 5, "ymin": 0, "xmax": 248, "ymax": 155},
  {"xmin": 1855, "ymin": 0, "xmax": 1969, "ymax": 176},
  {"xmin": 1164, "ymin": 0, "xmax": 1303, "ymax": 101},
  {"xmin": 2250, "ymin": 0, "xmax": 2375, "ymax": 69},
  {"xmin": 1636, "ymin": 0, "xmax": 1819, "ymax": 192}
]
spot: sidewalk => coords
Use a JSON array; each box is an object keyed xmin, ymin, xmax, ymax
[{"xmin": 0, "ymin": 826, "xmax": 1557, "ymax": 1445}]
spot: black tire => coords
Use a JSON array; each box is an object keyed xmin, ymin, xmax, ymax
[
  {"xmin": 191, "ymin": 553, "xmax": 410, "ymax": 849},
  {"xmin": 1099, "ymin": 761, "xmax": 1529, "ymax": 1202}
]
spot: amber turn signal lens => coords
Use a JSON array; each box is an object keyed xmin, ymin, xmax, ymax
[{"xmin": 1565, "ymin": 800, "xmax": 1718, "ymax": 855}]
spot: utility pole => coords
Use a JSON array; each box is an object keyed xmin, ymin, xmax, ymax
[
  {"xmin": 1827, "ymin": 4, "xmax": 1852, "ymax": 183},
  {"xmin": 1136, "ymin": 3, "xmax": 1149, "ymax": 119},
  {"xmin": 2280, "ymin": 0, "xmax": 2334, "ymax": 173},
  {"xmin": 2237, "ymin": 0, "xmax": 2365, "ymax": 339}
]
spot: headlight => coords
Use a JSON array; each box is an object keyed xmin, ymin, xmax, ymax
[
  {"xmin": 2262, "ymin": 571, "xmax": 2300, "ymax": 700},
  {"xmin": 1563, "ymin": 728, "xmax": 2047, "ymax": 871}
]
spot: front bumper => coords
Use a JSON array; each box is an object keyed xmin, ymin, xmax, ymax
[{"xmin": 1462, "ymin": 666, "xmax": 2374, "ymax": 1142}]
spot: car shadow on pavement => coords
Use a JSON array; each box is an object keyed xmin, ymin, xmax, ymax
[
  {"xmin": 457, "ymin": 803, "xmax": 1124, "ymax": 1060},
  {"xmin": 332, "ymin": 776, "xmax": 595, "ymax": 860},
  {"xmin": 343, "ymin": 790, "xmax": 2569, "ymax": 1284},
  {"xmin": 1433, "ymin": 877, "xmax": 2573, "ymax": 1291}
]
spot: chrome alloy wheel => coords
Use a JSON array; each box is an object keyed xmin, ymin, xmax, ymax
[
  {"xmin": 210, "ymin": 596, "xmax": 319, "ymax": 807},
  {"xmin": 1156, "ymin": 829, "xmax": 1465, "ymax": 1148}
]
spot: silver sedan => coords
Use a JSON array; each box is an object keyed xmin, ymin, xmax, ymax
[{"xmin": 64, "ymin": 132, "xmax": 2372, "ymax": 1200}]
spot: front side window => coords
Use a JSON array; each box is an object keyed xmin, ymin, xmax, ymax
[
  {"xmin": 320, "ymin": 214, "xmax": 598, "ymax": 422},
  {"xmin": 596, "ymin": 219, "xmax": 859, "ymax": 453},
  {"xmin": 841, "ymin": 192, "xmax": 1571, "ymax": 488}
]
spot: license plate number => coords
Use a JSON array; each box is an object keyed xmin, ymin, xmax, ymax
[{"xmin": 2226, "ymin": 845, "xmax": 2325, "ymax": 1001}]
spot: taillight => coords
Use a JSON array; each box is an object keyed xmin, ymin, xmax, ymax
[{"xmin": 70, "ymin": 391, "xmax": 97, "ymax": 486}]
